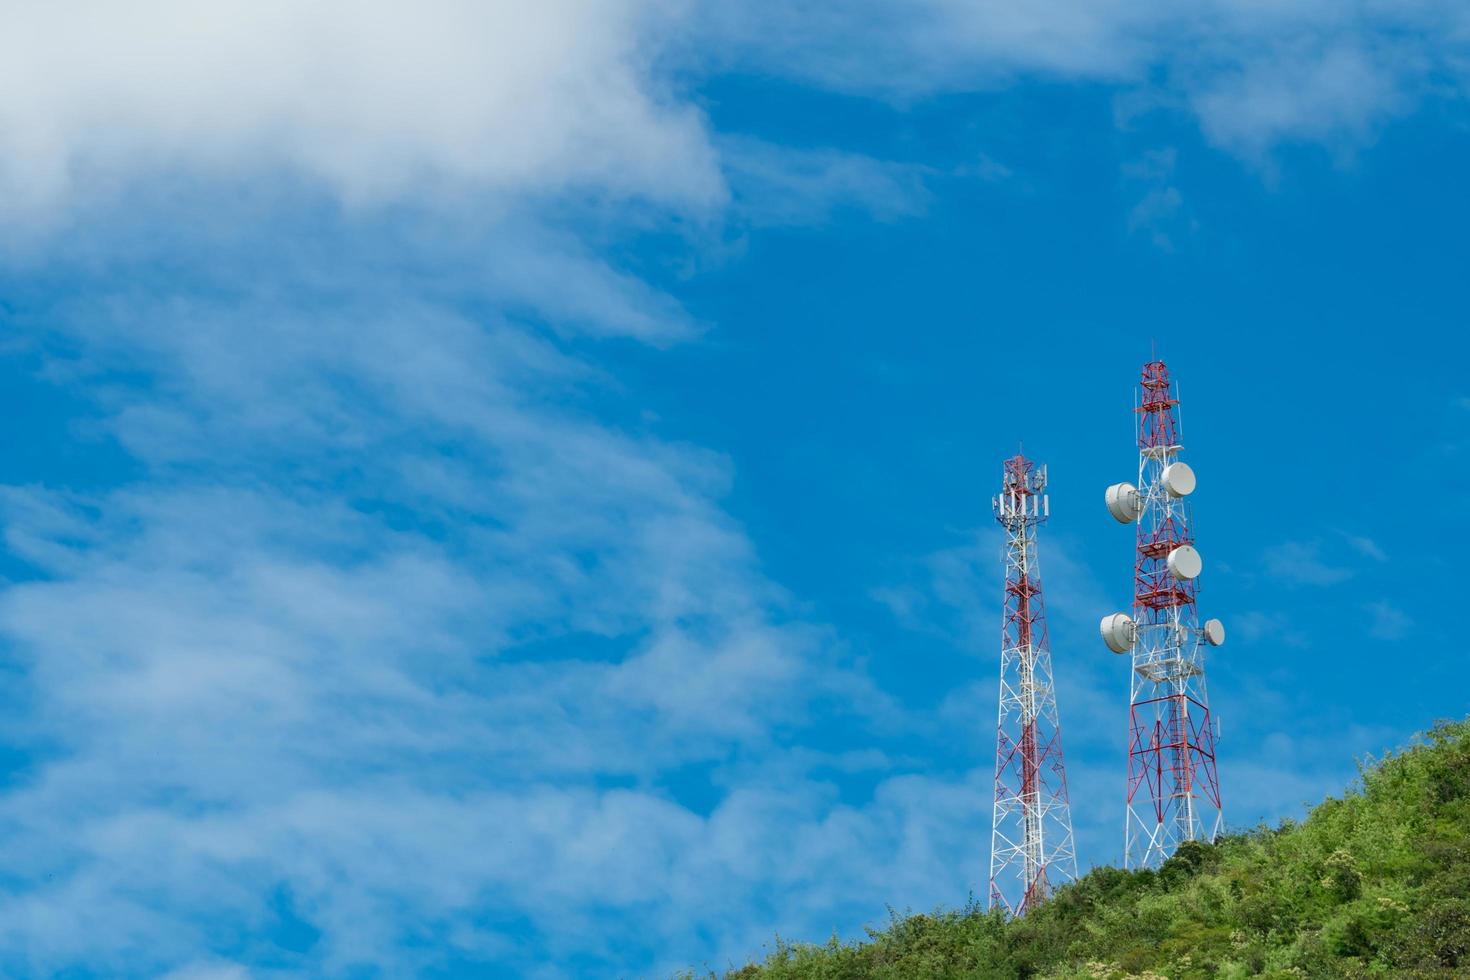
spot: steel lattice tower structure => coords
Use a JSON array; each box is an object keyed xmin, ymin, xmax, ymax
[
  {"xmin": 989, "ymin": 453, "xmax": 1077, "ymax": 915},
  {"xmin": 1101, "ymin": 360, "xmax": 1227, "ymax": 870}
]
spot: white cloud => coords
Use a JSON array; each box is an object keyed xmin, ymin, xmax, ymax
[
  {"xmin": 0, "ymin": 0, "xmax": 724, "ymax": 215},
  {"xmin": 1186, "ymin": 39, "xmax": 1410, "ymax": 157}
]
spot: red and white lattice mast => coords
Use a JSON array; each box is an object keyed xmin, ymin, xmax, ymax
[
  {"xmin": 989, "ymin": 453, "xmax": 1077, "ymax": 915},
  {"xmin": 1100, "ymin": 360, "xmax": 1227, "ymax": 869}
]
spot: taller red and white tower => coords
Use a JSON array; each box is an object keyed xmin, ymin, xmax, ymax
[
  {"xmin": 989, "ymin": 453, "xmax": 1077, "ymax": 915},
  {"xmin": 1101, "ymin": 360, "xmax": 1227, "ymax": 869}
]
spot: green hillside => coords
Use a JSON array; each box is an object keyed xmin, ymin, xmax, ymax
[{"xmin": 706, "ymin": 718, "xmax": 1470, "ymax": 979}]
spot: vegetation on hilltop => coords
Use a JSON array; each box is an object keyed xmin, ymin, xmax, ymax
[{"xmin": 695, "ymin": 718, "xmax": 1470, "ymax": 979}]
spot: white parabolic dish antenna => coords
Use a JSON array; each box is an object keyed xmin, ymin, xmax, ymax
[
  {"xmin": 1100, "ymin": 612, "xmax": 1136, "ymax": 654},
  {"xmin": 1167, "ymin": 544, "xmax": 1202, "ymax": 580},
  {"xmin": 1161, "ymin": 461, "xmax": 1196, "ymax": 498},
  {"xmin": 1105, "ymin": 482, "xmax": 1140, "ymax": 523},
  {"xmin": 1203, "ymin": 618, "xmax": 1225, "ymax": 646}
]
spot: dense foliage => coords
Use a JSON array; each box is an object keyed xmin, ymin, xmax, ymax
[{"xmin": 696, "ymin": 718, "xmax": 1470, "ymax": 979}]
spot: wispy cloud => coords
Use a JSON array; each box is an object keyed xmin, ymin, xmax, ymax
[
  {"xmin": 1231, "ymin": 610, "xmax": 1310, "ymax": 649},
  {"xmin": 1367, "ymin": 601, "xmax": 1411, "ymax": 641},
  {"xmin": 1339, "ymin": 532, "xmax": 1387, "ymax": 562},
  {"xmin": 0, "ymin": 212, "xmax": 943, "ymax": 974},
  {"xmin": 721, "ymin": 137, "xmax": 933, "ymax": 227},
  {"xmin": 1128, "ymin": 186, "xmax": 1185, "ymax": 251},
  {"xmin": 1261, "ymin": 539, "xmax": 1355, "ymax": 586},
  {"xmin": 874, "ymin": 529, "xmax": 1113, "ymax": 651},
  {"xmin": 699, "ymin": 0, "xmax": 1470, "ymax": 161},
  {"xmin": 871, "ymin": 528, "xmax": 1129, "ymax": 868},
  {"xmin": 1124, "ymin": 148, "xmax": 1191, "ymax": 251}
]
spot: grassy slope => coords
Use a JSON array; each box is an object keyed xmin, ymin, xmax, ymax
[{"xmin": 701, "ymin": 718, "xmax": 1470, "ymax": 979}]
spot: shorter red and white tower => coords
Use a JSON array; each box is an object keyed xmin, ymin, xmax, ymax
[
  {"xmin": 1101, "ymin": 360, "xmax": 1228, "ymax": 869},
  {"xmin": 989, "ymin": 453, "xmax": 1077, "ymax": 915}
]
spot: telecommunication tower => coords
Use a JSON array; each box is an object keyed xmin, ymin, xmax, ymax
[
  {"xmin": 989, "ymin": 453, "xmax": 1077, "ymax": 915},
  {"xmin": 1100, "ymin": 360, "xmax": 1227, "ymax": 869}
]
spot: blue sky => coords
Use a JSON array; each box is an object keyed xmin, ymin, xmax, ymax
[{"xmin": 0, "ymin": 3, "xmax": 1468, "ymax": 977}]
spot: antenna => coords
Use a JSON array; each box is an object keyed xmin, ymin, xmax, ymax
[
  {"xmin": 1099, "ymin": 359, "xmax": 1227, "ymax": 869},
  {"xmin": 988, "ymin": 453, "xmax": 1077, "ymax": 915}
]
